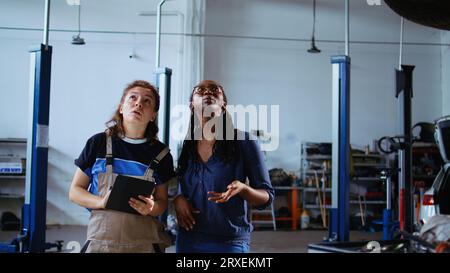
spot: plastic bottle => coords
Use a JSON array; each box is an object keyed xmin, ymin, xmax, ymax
[{"xmin": 301, "ymin": 210, "xmax": 310, "ymax": 230}]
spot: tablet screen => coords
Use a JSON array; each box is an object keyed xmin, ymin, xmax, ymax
[{"xmin": 105, "ymin": 175, "xmax": 156, "ymax": 215}]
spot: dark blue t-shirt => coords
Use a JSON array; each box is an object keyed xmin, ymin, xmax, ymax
[
  {"xmin": 75, "ymin": 132, "xmax": 175, "ymax": 196},
  {"xmin": 177, "ymin": 132, "xmax": 274, "ymax": 243}
]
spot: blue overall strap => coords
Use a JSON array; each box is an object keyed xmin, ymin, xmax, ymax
[{"xmin": 105, "ymin": 134, "xmax": 113, "ymax": 173}]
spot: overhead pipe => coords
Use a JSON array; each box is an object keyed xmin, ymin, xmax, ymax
[
  {"xmin": 155, "ymin": 0, "xmax": 166, "ymax": 69},
  {"xmin": 43, "ymin": 0, "xmax": 50, "ymax": 50},
  {"xmin": 399, "ymin": 17, "xmax": 404, "ymax": 69},
  {"xmin": 345, "ymin": 0, "xmax": 349, "ymax": 56}
]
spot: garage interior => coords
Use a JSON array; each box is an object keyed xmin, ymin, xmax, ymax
[{"xmin": 0, "ymin": 0, "xmax": 449, "ymax": 253}]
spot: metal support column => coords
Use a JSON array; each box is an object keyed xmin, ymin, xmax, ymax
[
  {"xmin": 329, "ymin": 55, "xmax": 351, "ymax": 242},
  {"xmin": 21, "ymin": 43, "xmax": 52, "ymax": 252},
  {"xmin": 153, "ymin": 0, "xmax": 172, "ymax": 228},
  {"xmin": 379, "ymin": 168, "xmax": 397, "ymax": 240},
  {"xmin": 153, "ymin": 0, "xmax": 172, "ymax": 146},
  {"xmin": 396, "ymin": 65, "xmax": 415, "ymax": 233},
  {"xmin": 328, "ymin": 0, "xmax": 351, "ymax": 242},
  {"xmin": 154, "ymin": 68, "xmax": 172, "ymax": 145}
]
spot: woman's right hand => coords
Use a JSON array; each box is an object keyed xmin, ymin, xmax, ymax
[
  {"xmin": 69, "ymin": 168, "xmax": 111, "ymax": 210},
  {"xmin": 173, "ymin": 195, "xmax": 200, "ymax": 231}
]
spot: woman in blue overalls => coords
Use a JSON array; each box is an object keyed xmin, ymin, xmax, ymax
[
  {"xmin": 69, "ymin": 80, "xmax": 174, "ymax": 253},
  {"xmin": 174, "ymin": 80, "xmax": 274, "ymax": 253}
]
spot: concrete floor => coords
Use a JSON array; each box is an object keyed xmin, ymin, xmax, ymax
[{"xmin": 0, "ymin": 225, "xmax": 383, "ymax": 253}]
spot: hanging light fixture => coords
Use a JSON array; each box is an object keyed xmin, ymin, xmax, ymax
[
  {"xmin": 307, "ymin": 0, "xmax": 321, "ymax": 53},
  {"xmin": 71, "ymin": 2, "xmax": 85, "ymax": 45}
]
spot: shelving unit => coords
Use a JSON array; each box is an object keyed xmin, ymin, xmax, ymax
[
  {"xmin": 411, "ymin": 142, "xmax": 442, "ymax": 187},
  {"xmin": 303, "ymin": 204, "xmax": 332, "ymax": 209},
  {"xmin": 300, "ymin": 142, "xmax": 332, "ymax": 229},
  {"xmin": 349, "ymin": 200, "xmax": 386, "ymax": 204},
  {"xmin": 272, "ymin": 186, "xmax": 302, "ymax": 230},
  {"xmin": 302, "ymin": 187, "xmax": 331, "ymax": 192},
  {"xmin": 349, "ymin": 150, "xmax": 389, "ymax": 230},
  {"xmin": 0, "ymin": 138, "xmax": 27, "ymax": 220},
  {"xmin": 0, "ymin": 175, "xmax": 26, "ymax": 180},
  {"xmin": 0, "ymin": 194, "xmax": 25, "ymax": 199},
  {"xmin": 410, "ymin": 142, "xmax": 442, "ymax": 226},
  {"xmin": 300, "ymin": 141, "xmax": 390, "ymax": 230}
]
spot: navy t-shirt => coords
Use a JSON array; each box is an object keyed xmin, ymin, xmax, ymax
[{"xmin": 75, "ymin": 132, "xmax": 175, "ymax": 196}]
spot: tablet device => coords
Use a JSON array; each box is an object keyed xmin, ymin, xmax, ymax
[{"xmin": 105, "ymin": 175, "xmax": 156, "ymax": 215}]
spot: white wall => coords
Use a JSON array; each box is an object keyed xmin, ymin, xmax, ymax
[
  {"xmin": 204, "ymin": 0, "xmax": 443, "ymax": 173},
  {"xmin": 0, "ymin": 0, "xmax": 446, "ymax": 225},
  {"xmin": 0, "ymin": 0, "xmax": 203, "ymax": 224}
]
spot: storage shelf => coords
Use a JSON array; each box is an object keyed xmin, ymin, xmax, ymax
[
  {"xmin": 352, "ymin": 177, "xmax": 383, "ymax": 182},
  {"xmin": 0, "ymin": 175, "xmax": 26, "ymax": 180},
  {"xmin": 251, "ymin": 220, "xmax": 274, "ymax": 224},
  {"xmin": 302, "ymin": 187, "xmax": 331, "ymax": 192},
  {"xmin": 304, "ymin": 170, "xmax": 331, "ymax": 175},
  {"xmin": 301, "ymin": 141, "xmax": 389, "ymax": 221},
  {"xmin": 352, "ymin": 154, "xmax": 385, "ymax": 158},
  {"xmin": 353, "ymin": 163, "xmax": 387, "ymax": 167},
  {"xmin": 304, "ymin": 204, "xmax": 332, "ymax": 209},
  {"xmin": 0, "ymin": 194, "xmax": 25, "ymax": 199},
  {"xmin": 273, "ymin": 186, "xmax": 302, "ymax": 190},
  {"xmin": 0, "ymin": 141, "xmax": 26, "ymax": 209},
  {"xmin": 349, "ymin": 200, "xmax": 386, "ymax": 204},
  {"xmin": 252, "ymin": 210, "xmax": 274, "ymax": 214},
  {"xmin": 0, "ymin": 138, "xmax": 26, "ymax": 144},
  {"xmin": 301, "ymin": 142, "xmax": 335, "ymax": 216},
  {"xmin": 305, "ymin": 155, "xmax": 331, "ymax": 160}
]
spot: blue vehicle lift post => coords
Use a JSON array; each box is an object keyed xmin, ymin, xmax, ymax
[
  {"xmin": 329, "ymin": 55, "xmax": 351, "ymax": 242},
  {"xmin": 0, "ymin": 0, "xmax": 60, "ymax": 252},
  {"xmin": 328, "ymin": 0, "xmax": 351, "ymax": 242}
]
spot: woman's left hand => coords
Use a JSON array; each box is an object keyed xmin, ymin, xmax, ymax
[
  {"xmin": 129, "ymin": 195, "xmax": 155, "ymax": 215},
  {"xmin": 208, "ymin": 180, "xmax": 247, "ymax": 203}
]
